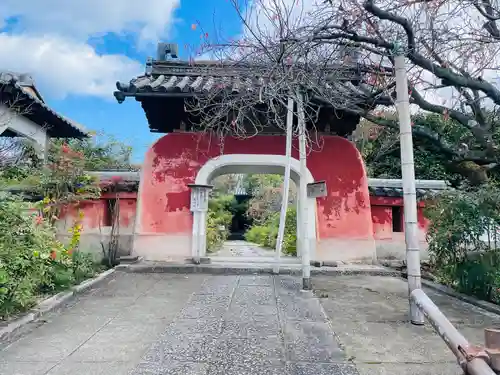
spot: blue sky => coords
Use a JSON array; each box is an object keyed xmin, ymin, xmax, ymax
[{"xmin": 0, "ymin": 0, "xmax": 244, "ymax": 162}]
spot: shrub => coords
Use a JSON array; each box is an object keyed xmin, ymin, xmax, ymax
[
  {"xmin": 245, "ymin": 225, "xmax": 271, "ymax": 245},
  {"xmin": 0, "ymin": 194, "xmax": 101, "ymax": 318},
  {"xmin": 206, "ymin": 195, "xmax": 234, "ymax": 252},
  {"xmin": 245, "ymin": 206, "xmax": 297, "ymax": 256},
  {"xmin": 425, "ymin": 184, "xmax": 500, "ymax": 302},
  {"xmin": 0, "ymin": 141, "xmax": 123, "ymax": 318},
  {"xmin": 0, "ymin": 195, "xmax": 54, "ymax": 316},
  {"xmin": 72, "ymin": 251, "xmax": 100, "ymax": 283}
]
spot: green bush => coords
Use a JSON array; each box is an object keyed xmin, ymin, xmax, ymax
[
  {"xmin": 206, "ymin": 195, "xmax": 234, "ymax": 252},
  {"xmin": 0, "ymin": 194, "xmax": 101, "ymax": 318},
  {"xmin": 425, "ymin": 184, "xmax": 500, "ymax": 302},
  {"xmin": 0, "ymin": 196, "xmax": 53, "ymax": 316},
  {"xmin": 245, "ymin": 225, "xmax": 271, "ymax": 245},
  {"xmin": 72, "ymin": 251, "xmax": 100, "ymax": 283},
  {"xmin": 245, "ymin": 206, "xmax": 297, "ymax": 256},
  {"xmin": 452, "ymin": 252, "xmax": 500, "ymax": 303}
]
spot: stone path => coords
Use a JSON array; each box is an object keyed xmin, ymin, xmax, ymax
[
  {"xmin": 3, "ymin": 271, "xmax": 497, "ymax": 375},
  {"xmin": 212, "ymin": 240, "xmax": 278, "ymax": 258},
  {"xmin": 0, "ymin": 272, "xmax": 356, "ymax": 375}
]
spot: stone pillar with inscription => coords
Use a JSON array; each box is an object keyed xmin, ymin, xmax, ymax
[{"xmin": 188, "ymin": 184, "xmax": 213, "ymax": 264}]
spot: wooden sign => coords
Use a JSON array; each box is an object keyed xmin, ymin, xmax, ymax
[{"xmin": 188, "ymin": 184, "xmax": 213, "ymax": 212}]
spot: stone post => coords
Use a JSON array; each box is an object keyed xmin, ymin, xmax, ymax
[{"xmin": 188, "ymin": 184, "xmax": 212, "ymax": 264}]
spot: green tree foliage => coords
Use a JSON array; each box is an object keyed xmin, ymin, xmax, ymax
[
  {"xmin": 425, "ymin": 183, "xmax": 500, "ymax": 302},
  {"xmin": 0, "ymin": 135, "xmax": 136, "ymax": 190},
  {"xmin": 51, "ymin": 135, "xmax": 135, "ymax": 171},
  {"xmin": 245, "ymin": 207, "xmax": 297, "ymax": 256},
  {"xmin": 0, "ymin": 195, "xmax": 53, "ymax": 316},
  {"xmin": 355, "ymin": 111, "xmax": 500, "ymax": 186},
  {"xmin": 209, "ymin": 174, "xmax": 298, "ymax": 254},
  {"xmin": 245, "ymin": 174, "xmax": 297, "ymax": 224},
  {"xmin": 0, "ymin": 141, "xmax": 106, "ymax": 318},
  {"xmin": 206, "ymin": 195, "xmax": 236, "ymax": 252},
  {"xmin": 0, "ymin": 195, "xmax": 98, "ymax": 318}
]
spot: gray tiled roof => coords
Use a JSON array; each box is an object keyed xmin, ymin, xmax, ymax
[
  {"xmin": 116, "ymin": 74, "xmax": 259, "ymax": 97},
  {"xmin": 228, "ymin": 174, "xmax": 249, "ymax": 196},
  {"xmin": 368, "ymin": 178, "xmax": 448, "ymax": 198},
  {"xmin": 88, "ymin": 171, "xmax": 141, "ymax": 182},
  {"xmin": 368, "ymin": 186, "xmax": 443, "ymax": 198},
  {"xmin": 0, "ymin": 72, "xmax": 88, "ymax": 138},
  {"xmin": 113, "ymin": 59, "xmax": 380, "ymax": 105}
]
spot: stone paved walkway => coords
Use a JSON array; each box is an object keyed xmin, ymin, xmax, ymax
[
  {"xmin": 0, "ymin": 272, "xmax": 356, "ymax": 375},
  {"xmin": 211, "ymin": 240, "xmax": 278, "ymax": 257},
  {"xmin": 3, "ymin": 271, "xmax": 498, "ymax": 375}
]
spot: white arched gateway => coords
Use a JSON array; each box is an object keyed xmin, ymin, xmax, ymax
[{"xmin": 190, "ymin": 154, "xmax": 317, "ymax": 261}]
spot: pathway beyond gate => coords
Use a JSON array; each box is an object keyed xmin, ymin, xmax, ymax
[
  {"xmin": 1, "ymin": 271, "xmax": 497, "ymax": 374},
  {"xmin": 210, "ymin": 240, "xmax": 301, "ymax": 266}
]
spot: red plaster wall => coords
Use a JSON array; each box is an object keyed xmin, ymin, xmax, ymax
[
  {"xmin": 370, "ymin": 196, "xmax": 430, "ymax": 239},
  {"xmin": 58, "ymin": 193, "xmax": 138, "ymax": 231},
  {"xmin": 371, "ymin": 205, "xmax": 393, "ymax": 240},
  {"xmin": 138, "ymin": 132, "xmax": 372, "ymax": 241},
  {"xmin": 118, "ymin": 199, "xmax": 137, "ymax": 228},
  {"xmin": 60, "ymin": 201, "xmax": 105, "ymax": 230}
]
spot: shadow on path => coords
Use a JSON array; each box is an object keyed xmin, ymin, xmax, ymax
[{"xmin": 0, "ymin": 272, "xmax": 357, "ymax": 375}]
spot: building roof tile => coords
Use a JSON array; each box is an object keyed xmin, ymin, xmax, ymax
[
  {"xmin": 0, "ymin": 72, "xmax": 88, "ymax": 138},
  {"xmin": 113, "ymin": 59, "xmax": 379, "ymax": 105}
]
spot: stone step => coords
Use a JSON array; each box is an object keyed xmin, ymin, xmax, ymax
[
  {"xmin": 118, "ymin": 255, "xmax": 141, "ymax": 264},
  {"xmin": 210, "ymin": 256, "xmax": 301, "ymax": 264},
  {"xmin": 117, "ymin": 261, "xmax": 400, "ymax": 277}
]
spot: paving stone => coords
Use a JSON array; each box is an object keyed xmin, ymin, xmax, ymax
[
  {"xmin": 277, "ymin": 276, "xmax": 302, "ymax": 295},
  {"xmin": 142, "ymin": 334, "xmax": 218, "ymax": 362},
  {"xmin": 196, "ymin": 277, "xmax": 238, "ymax": 297},
  {"xmin": 188, "ymin": 293, "xmax": 232, "ymax": 305},
  {"xmin": 278, "ymin": 296, "xmax": 327, "ymax": 322},
  {"xmin": 287, "ymin": 362, "xmax": 360, "ymax": 375},
  {"xmin": 284, "ymin": 321, "xmax": 345, "ymax": 362},
  {"xmin": 162, "ymin": 318, "xmax": 223, "ymax": 336},
  {"xmin": 69, "ymin": 317, "xmax": 168, "ymax": 361},
  {"xmin": 233, "ymin": 285, "xmax": 275, "ymax": 305},
  {"xmin": 197, "ymin": 283, "xmax": 235, "ymax": 296},
  {"xmin": 201, "ymin": 275, "xmax": 239, "ymax": 288},
  {"xmin": 221, "ymin": 318, "xmax": 282, "ymax": 338},
  {"xmin": 224, "ymin": 310, "xmax": 281, "ymax": 326},
  {"xmin": 239, "ymin": 275, "xmax": 274, "ymax": 286},
  {"xmin": 212, "ymin": 336, "xmax": 285, "ymax": 362},
  {"xmin": 228, "ymin": 302, "xmax": 278, "ymax": 317},
  {"xmin": 207, "ymin": 360, "xmax": 286, "ymax": 375},
  {"xmin": 1, "ymin": 326, "xmax": 96, "ymax": 362},
  {"xmin": 132, "ymin": 360, "xmax": 209, "ymax": 375},
  {"xmin": 178, "ymin": 302, "xmax": 229, "ymax": 319}
]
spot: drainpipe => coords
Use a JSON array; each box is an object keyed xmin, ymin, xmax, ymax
[
  {"xmin": 274, "ymin": 96, "xmax": 294, "ymax": 274},
  {"xmin": 297, "ymin": 90, "xmax": 311, "ymax": 290},
  {"xmin": 394, "ymin": 52, "xmax": 424, "ymax": 325}
]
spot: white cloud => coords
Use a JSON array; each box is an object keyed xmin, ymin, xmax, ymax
[
  {"xmin": 0, "ymin": 0, "xmax": 182, "ymax": 99},
  {"xmin": 0, "ymin": 0, "xmax": 180, "ymax": 45},
  {"xmin": 0, "ymin": 33, "xmax": 143, "ymax": 99}
]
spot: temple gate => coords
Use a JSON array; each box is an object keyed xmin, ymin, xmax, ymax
[{"xmin": 114, "ymin": 44, "xmax": 377, "ymax": 263}]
